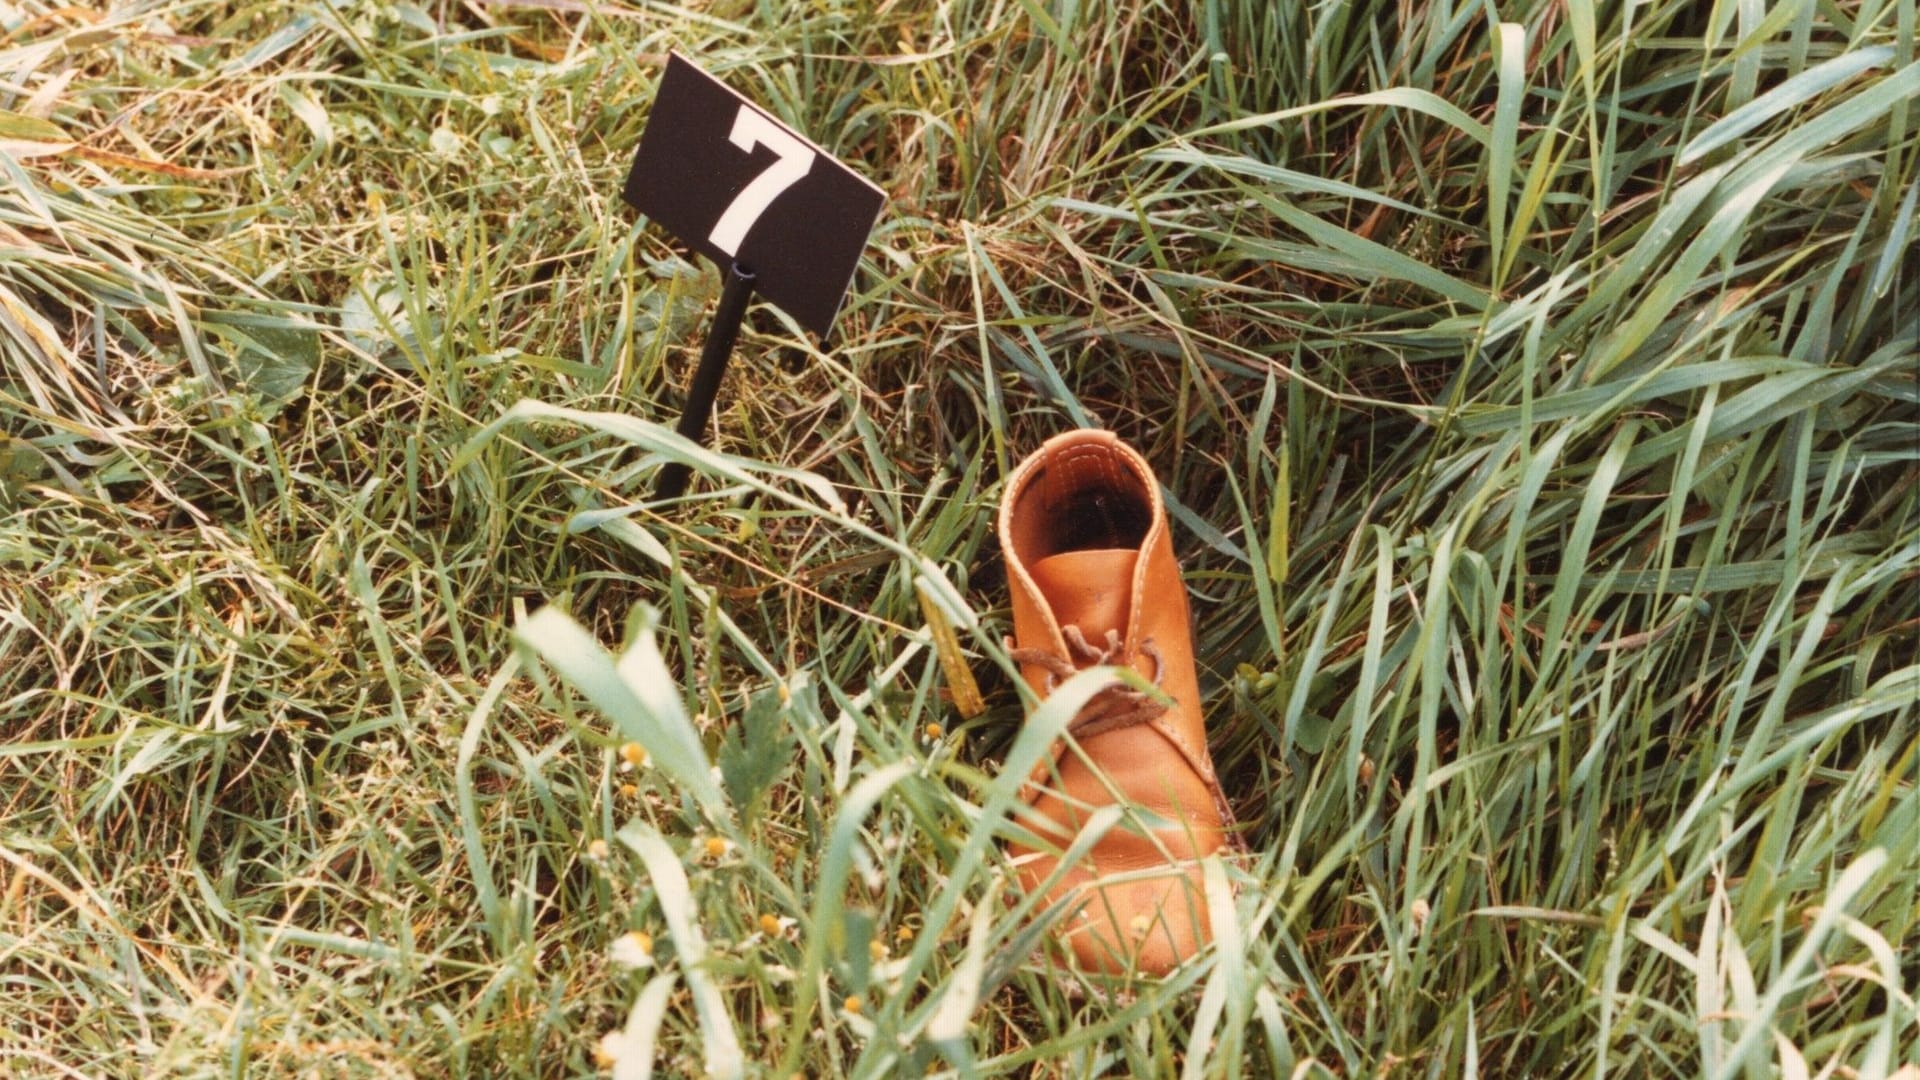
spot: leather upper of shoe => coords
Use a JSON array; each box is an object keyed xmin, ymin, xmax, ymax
[{"xmin": 997, "ymin": 429, "xmax": 1230, "ymax": 975}]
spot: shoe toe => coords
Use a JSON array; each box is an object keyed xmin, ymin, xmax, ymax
[{"xmin": 1059, "ymin": 862, "xmax": 1210, "ymax": 976}]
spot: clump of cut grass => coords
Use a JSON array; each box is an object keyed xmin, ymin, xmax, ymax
[{"xmin": 2, "ymin": 0, "xmax": 1915, "ymax": 1077}]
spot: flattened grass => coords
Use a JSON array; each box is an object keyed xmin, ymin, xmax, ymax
[{"xmin": 1, "ymin": 0, "xmax": 1915, "ymax": 1076}]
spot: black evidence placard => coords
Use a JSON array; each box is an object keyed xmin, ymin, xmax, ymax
[{"xmin": 623, "ymin": 54, "xmax": 886, "ymax": 338}]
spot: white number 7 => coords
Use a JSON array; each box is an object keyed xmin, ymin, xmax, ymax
[{"xmin": 707, "ymin": 106, "xmax": 816, "ymax": 257}]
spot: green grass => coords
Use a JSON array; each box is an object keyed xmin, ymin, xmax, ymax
[{"xmin": 2, "ymin": 0, "xmax": 1916, "ymax": 1076}]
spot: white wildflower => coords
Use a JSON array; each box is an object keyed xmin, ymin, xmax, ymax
[{"xmin": 608, "ymin": 930, "xmax": 654, "ymax": 970}]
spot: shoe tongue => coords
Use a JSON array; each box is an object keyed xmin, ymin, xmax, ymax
[{"xmin": 1027, "ymin": 548, "xmax": 1138, "ymax": 641}]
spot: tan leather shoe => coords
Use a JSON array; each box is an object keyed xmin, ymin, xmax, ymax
[{"xmin": 997, "ymin": 429, "xmax": 1234, "ymax": 975}]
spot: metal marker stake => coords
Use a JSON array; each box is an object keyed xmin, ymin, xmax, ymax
[{"xmin": 655, "ymin": 262, "xmax": 755, "ymax": 500}]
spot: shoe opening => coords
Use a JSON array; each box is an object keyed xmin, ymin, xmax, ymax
[{"xmin": 1006, "ymin": 442, "xmax": 1154, "ymax": 566}]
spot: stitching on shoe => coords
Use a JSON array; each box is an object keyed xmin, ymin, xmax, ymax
[{"xmin": 1048, "ymin": 444, "xmax": 1131, "ymax": 510}]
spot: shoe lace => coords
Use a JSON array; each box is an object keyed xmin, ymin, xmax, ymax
[{"xmin": 1007, "ymin": 625, "xmax": 1168, "ymax": 739}]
